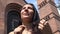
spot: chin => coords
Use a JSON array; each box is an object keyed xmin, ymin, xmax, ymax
[
  {"xmin": 22, "ymin": 16, "xmax": 31, "ymax": 19},
  {"xmin": 21, "ymin": 15, "xmax": 32, "ymax": 19},
  {"xmin": 23, "ymin": 15, "xmax": 30, "ymax": 18}
]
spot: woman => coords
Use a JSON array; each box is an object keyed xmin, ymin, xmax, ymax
[{"xmin": 9, "ymin": 3, "xmax": 47, "ymax": 34}]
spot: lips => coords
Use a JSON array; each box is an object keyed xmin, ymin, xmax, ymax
[
  {"xmin": 22, "ymin": 11, "xmax": 29, "ymax": 15},
  {"xmin": 24, "ymin": 13, "xmax": 29, "ymax": 16},
  {"xmin": 22, "ymin": 10, "xmax": 29, "ymax": 15},
  {"xmin": 22, "ymin": 12, "xmax": 30, "ymax": 18}
]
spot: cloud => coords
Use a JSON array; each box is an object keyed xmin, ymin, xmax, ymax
[{"xmin": 57, "ymin": 8, "xmax": 60, "ymax": 14}]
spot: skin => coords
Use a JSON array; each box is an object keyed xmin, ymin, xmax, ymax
[
  {"xmin": 21, "ymin": 4, "xmax": 34, "ymax": 27},
  {"xmin": 21, "ymin": 4, "xmax": 34, "ymax": 34},
  {"xmin": 9, "ymin": 4, "xmax": 34, "ymax": 34},
  {"xmin": 9, "ymin": 4, "xmax": 47, "ymax": 34}
]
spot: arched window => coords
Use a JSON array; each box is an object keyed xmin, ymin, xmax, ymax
[
  {"xmin": 5, "ymin": 3, "xmax": 22, "ymax": 34},
  {"xmin": 7, "ymin": 10, "xmax": 22, "ymax": 33}
]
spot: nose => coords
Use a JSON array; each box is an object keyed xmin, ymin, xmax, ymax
[{"xmin": 25, "ymin": 9, "xmax": 28, "ymax": 12}]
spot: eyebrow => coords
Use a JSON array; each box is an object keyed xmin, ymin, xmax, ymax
[{"xmin": 28, "ymin": 7, "xmax": 33, "ymax": 9}]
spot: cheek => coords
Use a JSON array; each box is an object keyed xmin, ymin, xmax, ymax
[
  {"xmin": 29, "ymin": 10, "xmax": 34, "ymax": 15},
  {"xmin": 29, "ymin": 10, "xmax": 34, "ymax": 17},
  {"xmin": 21, "ymin": 10, "xmax": 24, "ymax": 14}
]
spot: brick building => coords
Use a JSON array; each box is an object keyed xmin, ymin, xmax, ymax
[
  {"xmin": 0, "ymin": 0, "xmax": 60, "ymax": 34},
  {"xmin": 37, "ymin": 0, "xmax": 60, "ymax": 34},
  {"xmin": 0, "ymin": 0, "xmax": 26, "ymax": 34}
]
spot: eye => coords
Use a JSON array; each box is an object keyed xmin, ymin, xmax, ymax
[{"xmin": 28, "ymin": 7, "xmax": 33, "ymax": 10}]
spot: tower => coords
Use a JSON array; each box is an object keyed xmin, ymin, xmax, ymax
[{"xmin": 37, "ymin": 0, "xmax": 60, "ymax": 34}]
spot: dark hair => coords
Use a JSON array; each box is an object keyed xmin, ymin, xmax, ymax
[
  {"xmin": 19, "ymin": 3, "xmax": 40, "ymax": 27},
  {"xmin": 27, "ymin": 3, "xmax": 40, "ymax": 25},
  {"xmin": 26, "ymin": 3, "xmax": 40, "ymax": 31}
]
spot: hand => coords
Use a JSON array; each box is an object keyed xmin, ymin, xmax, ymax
[
  {"xmin": 38, "ymin": 19, "xmax": 48, "ymax": 30},
  {"xmin": 9, "ymin": 31, "xmax": 14, "ymax": 34},
  {"xmin": 9, "ymin": 25, "xmax": 25, "ymax": 34}
]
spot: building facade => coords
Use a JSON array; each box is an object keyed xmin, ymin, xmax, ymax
[
  {"xmin": 37, "ymin": 0, "xmax": 60, "ymax": 34},
  {"xmin": 0, "ymin": 0, "xmax": 26, "ymax": 34},
  {"xmin": 0, "ymin": 0, "xmax": 60, "ymax": 34}
]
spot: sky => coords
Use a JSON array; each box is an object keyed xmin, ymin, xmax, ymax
[
  {"xmin": 25, "ymin": 0, "xmax": 60, "ymax": 15},
  {"xmin": 25, "ymin": 0, "xmax": 38, "ymax": 11},
  {"xmin": 55, "ymin": 0, "xmax": 60, "ymax": 14}
]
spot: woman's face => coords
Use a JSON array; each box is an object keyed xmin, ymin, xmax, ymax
[{"xmin": 21, "ymin": 4, "xmax": 34, "ymax": 21}]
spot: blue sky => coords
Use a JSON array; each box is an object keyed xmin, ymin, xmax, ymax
[
  {"xmin": 25, "ymin": 0, "xmax": 60, "ymax": 15},
  {"xmin": 25, "ymin": 0, "xmax": 38, "ymax": 10}
]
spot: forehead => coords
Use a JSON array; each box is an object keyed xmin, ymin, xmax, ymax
[{"xmin": 23, "ymin": 4, "xmax": 33, "ymax": 8}]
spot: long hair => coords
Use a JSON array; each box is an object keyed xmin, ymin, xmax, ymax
[
  {"xmin": 26, "ymin": 3, "xmax": 41, "ymax": 33},
  {"xmin": 27, "ymin": 3, "xmax": 40, "ymax": 26},
  {"xmin": 19, "ymin": 3, "xmax": 40, "ymax": 28}
]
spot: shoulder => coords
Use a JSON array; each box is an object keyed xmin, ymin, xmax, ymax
[
  {"xmin": 9, "ymin": 26, "xmax": 21, "ymax": 34},
  {"xmin": 8, "ymin": 27, "xmax": 20, "ymax": 34},
  {"xmin": 9, "ymin": 25, "xmax": 24, "ymax": 34}
]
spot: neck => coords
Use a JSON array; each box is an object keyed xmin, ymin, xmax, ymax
[{"xmin": 22, "ymin": 21, "xmax": 33, "ymax": 30}]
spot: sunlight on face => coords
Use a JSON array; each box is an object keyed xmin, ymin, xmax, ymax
[{"xmin": 21, "ymin": 4, "xmax": 34, "ymax": 21}]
